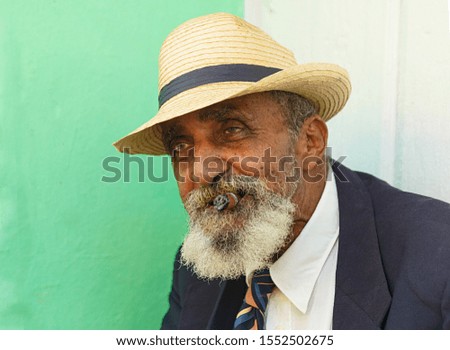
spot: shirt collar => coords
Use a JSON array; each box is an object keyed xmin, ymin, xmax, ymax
[{"xmin": 269, "ymin": 168, "xmax": 340, "ymax": 313}]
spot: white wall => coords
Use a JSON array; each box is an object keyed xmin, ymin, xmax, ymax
[{"xmin": 245, "ymin": 0, "xmax": 450, "ymax": 202}]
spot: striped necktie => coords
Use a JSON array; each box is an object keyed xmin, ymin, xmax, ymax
[{"xmin": 233, "ymin": 269, "xmax": 275, "ymax": 330}]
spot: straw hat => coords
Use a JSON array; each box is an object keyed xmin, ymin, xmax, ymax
[{"xmin": 113, "ymin": 13, "xmax": 351, "ymax": 155}]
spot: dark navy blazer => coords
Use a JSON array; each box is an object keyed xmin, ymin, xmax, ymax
[{"xmin": 161, "ymin": 162, "xmax": 450, "ymax": 329}]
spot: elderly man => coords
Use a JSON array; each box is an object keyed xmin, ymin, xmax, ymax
[{"xmin": 114, "ymin": 13, "xmax": 450, "ymax": 329}]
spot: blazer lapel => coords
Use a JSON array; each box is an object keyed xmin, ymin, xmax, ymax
[
  {"xmin": 207, "ymin": 276, "xmax": 247, "ymax": 329},
  {"xmin": 332, "ymin": 161, "xmax": 391, "ymax": 329}
]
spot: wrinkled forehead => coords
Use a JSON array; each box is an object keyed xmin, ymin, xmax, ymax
[
  {"xmin": 159, "ymin": 104, "xmax": 236, "ymax": 143},
  {"xmin": 160, "ymin": 92, "xmax": 276, "ymax": 135}
]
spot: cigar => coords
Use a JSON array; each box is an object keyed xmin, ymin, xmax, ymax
[{"xmin": 212, "ymin": 192, "xmax": 240, "ymax": 211}]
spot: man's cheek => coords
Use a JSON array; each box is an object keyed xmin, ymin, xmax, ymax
[
  {"xmin": 240, "ymin": 156, "xmax": 260, "ymax": 177},
  {"xmin": 173, "ymin": 166, "xmax": 192, "ymax": 201}
]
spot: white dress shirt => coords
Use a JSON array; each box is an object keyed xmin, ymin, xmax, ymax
[{"xmin": 265, "ymin": 170, "xmax": 340, "ymax": 330}]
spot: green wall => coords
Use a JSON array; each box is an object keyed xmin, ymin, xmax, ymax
[{"xmin": 0, "ymin": 0, "xmax": 243, "ymax": 329}]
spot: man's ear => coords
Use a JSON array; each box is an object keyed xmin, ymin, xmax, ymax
[{"xmin": 294, "ymin": 114, "xmax": 328, "ymax": 171}]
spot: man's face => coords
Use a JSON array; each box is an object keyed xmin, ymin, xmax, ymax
[
  {"xmin": 163, "ymin": 92, "xmax": 300, "ymax": 198},
  {"xmin": 161, "ymin": 92, "xmax": 312, "ymax": 279}
]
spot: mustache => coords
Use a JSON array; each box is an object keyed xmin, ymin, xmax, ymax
[{"xmin": 184, "ymin": 175, "xmax": 269, "ymax": 210}]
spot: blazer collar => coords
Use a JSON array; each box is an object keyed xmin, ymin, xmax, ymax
[{"xmin": 207, "ymin": 161, "xmax": 392, "ymax": 329}]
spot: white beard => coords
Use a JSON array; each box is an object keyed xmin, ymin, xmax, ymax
[{"xmin": 180, "ymin": 177, "xmax": 296, "ymax": 280}]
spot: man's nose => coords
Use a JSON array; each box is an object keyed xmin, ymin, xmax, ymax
[{"xmin": 192, "ymin": 146, "xmax": 228, "ymax": 186}]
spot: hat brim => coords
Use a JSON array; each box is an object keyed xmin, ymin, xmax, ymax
[{"xmin": 113, "ymin": 63, "xmax": 351, "ymax": 155}]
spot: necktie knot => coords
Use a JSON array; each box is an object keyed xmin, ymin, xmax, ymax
[{"xmin": 233, "ymin": 269, "xmax": 275, "ymax": 330}]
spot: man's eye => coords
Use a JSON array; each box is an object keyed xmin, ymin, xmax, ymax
[
  {"xmin": 224, "ymin": 126, "xmax": 243, "ymax": 134},
  {"xmin": 171, "ymin": 142, "xmax": 190, "ymax": 156}
]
